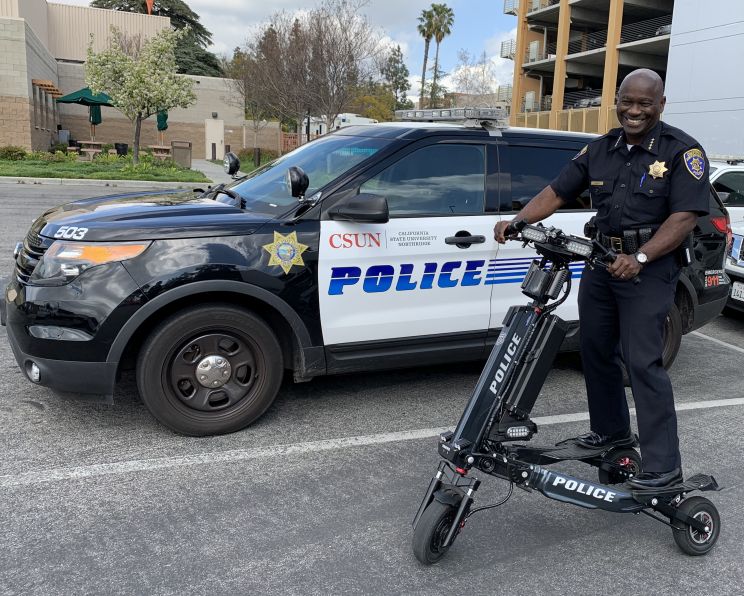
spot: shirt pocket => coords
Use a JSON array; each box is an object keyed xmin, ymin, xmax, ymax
[{"xmin": 631, "ymin": 179, "xmax": 669, "ymax": 221}]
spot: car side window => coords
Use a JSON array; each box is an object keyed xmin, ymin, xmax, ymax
[
  {"xmin": 503, "ymin": 145, "xmax": 591, "ymax": 212},
  {"xmin": 360, "ymin": 144, "xmax": 485, "ymax": 217},
  {"xmin": 712, "ymin": 171, "xmax": 744, "ymax": 205}
]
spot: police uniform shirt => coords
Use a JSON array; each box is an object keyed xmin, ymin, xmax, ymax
[{"xmin": 550, "ymin": 121, "xmax": 710, "ymax": 235}]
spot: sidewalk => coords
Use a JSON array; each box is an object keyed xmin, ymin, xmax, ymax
[{"xmin": 0, "ymin": 159, "xmax": 236, "ymax": 188}]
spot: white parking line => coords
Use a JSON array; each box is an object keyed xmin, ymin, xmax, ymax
[
  {"xmin": 2, "ymin": 398, "xmax": 743, "ymax": 488},
  {"xmin": 691, "ymin": 330, "xmax": 744, "ymax": 354}
]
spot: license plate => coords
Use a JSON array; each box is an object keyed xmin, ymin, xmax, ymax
[{"xmin": 732, "ymin": 281, "xmax": 744, "ymax": 302}]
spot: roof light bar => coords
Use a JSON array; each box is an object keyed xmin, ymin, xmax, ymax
[{"xmin": 395, "ymin": 107, "xmax": 508, "ymax": 127}]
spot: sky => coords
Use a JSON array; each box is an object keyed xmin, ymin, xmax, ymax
[{"xmin": 55, "ymin": 0, "xmax": 518, "ymax": 97}]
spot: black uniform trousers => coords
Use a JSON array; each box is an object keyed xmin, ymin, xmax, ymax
[{"xmin": 578, "ymin": 253, "xmax": 681, "ymax": 473}]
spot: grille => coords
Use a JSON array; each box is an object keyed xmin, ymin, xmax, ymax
[{"xmin": 15, "ymin": 228, "xmax": 52, "ymax": 284}]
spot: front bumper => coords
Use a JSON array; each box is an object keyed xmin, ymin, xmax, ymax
[
  {"xmin": 3, "ymin": 263, "xmax": 145, "ymax": 396},
  {"xmin": 724, "ymin": 266, "xmax": 744, "ymax": 313}
]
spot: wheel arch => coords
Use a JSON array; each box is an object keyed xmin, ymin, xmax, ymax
[
  {"xmin": 675, "ymin": 273, "xmax": 698, "ymax": 334},
  {"xmin": 109, "ymin": 281, "xmax": 316, "ymax": 377}
]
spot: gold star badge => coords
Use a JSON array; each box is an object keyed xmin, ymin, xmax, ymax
[
  {"xmin": 648, "ymin": 160, "xmax": 668, "ymax": 179},
  {"xmin": 262, "ymin": 231, "xmax": 309, "ymax": 274}
]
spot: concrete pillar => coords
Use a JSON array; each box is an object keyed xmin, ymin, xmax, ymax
[{"xmin": 599, "ymin": 0, "xmax": 624, "ymax": 132}]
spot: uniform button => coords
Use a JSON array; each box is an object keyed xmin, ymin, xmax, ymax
[
  {"xmin": 649, "ymin": 190, "xmax": 654, "ymax": 194},
  {"xmin": 614, "ymin": 205, "xmax": 620, "ymax": 209},
  {"xmin": 620, "ymin": 183, "xmax": 626, "ymax": 188},
  {"xmin": 626, "ymin": 162, "xmax": 631, "ymax": 166}
]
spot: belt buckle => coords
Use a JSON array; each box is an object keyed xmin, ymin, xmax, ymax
[{"xmin": 610, "ymin": 237, "xmax": 623, "ymax": 252}]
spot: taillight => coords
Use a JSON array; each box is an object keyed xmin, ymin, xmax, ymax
[{"xmin": 711, "ymin": 214, "xmax": 733, "ymax": 251}]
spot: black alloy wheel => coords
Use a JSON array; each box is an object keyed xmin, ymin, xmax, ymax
[
  {"xmin": 137, "ymin": 304, "xmax": 283, "ymax": 436},
  {"xmin": 672, "ymin": 496, "xmax": 720, "ymax": 556}
]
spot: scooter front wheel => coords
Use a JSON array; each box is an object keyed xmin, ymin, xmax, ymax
[
  {"xmin": 412, "ymin": 501, "xmax": 458, "ymax": 564},
  {"xmin": 672, "ymin": 496, "xmax": 720, "ymax": 556}
]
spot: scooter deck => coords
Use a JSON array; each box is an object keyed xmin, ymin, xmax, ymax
[
  {"xmin": 509, "ymin": 437, "xmax": 639, "ymax": 464},
  {"xmin": 631, "ymin": 473, "xmax": 719, "ymax": 499}
]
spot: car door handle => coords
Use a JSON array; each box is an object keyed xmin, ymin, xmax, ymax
[{"xmin": 445, "ymin": 235, "xmax": 486, "ymax": 246}]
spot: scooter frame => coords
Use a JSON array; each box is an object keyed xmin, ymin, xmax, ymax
[{"xmin": 412, "ymin": 221, "xmax": 721, "ymax": 562}]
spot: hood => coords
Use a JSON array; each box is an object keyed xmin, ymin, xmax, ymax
[{"xmin": 34, "ymin": 189, "xmax": 270, "ymax": 242}]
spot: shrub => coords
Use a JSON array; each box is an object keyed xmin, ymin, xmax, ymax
[
  {"xmin": 93, "ymin": 152, "xmax": 122, "ymax": 165},
  {"xmin": 51, "ymin": 142, "xmax": 68, "ymax": 153},
  {"xmin": 237, "ymin": 147, "xmax": 279, "ymax": 166},
  {"xmin": 0, "ymin": 145, "xmax": 27, "ymax": 160},
  {"xmin": 101, "ymin": 143, "xmax": 114, "ymax": 153}
]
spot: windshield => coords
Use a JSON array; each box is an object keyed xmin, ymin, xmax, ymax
[{"xmin": 229, "ymin": 135, "xmax": 390, "ymax": 216}]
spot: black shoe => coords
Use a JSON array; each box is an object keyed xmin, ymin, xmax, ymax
[
  {"xmin": 573, "ymin": 429, "xmax": 635, "ymax": 449},
  {"xmin": 627, "ymin": 468, "xmax": 683, "ymax": 490}
]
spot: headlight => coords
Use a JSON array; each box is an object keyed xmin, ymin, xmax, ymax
[{"xmin": 30, "ymin": 241, "xmax": 151, "ymax": 286}]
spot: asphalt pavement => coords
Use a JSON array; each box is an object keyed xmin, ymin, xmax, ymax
[{"xmin": 1, "ymin": 185, "xmax": 743, "ymax": 595}]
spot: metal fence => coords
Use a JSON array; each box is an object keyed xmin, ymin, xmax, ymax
[
  {"xmin": 567, "ymin": 29, "xmax": 608, "ymax": 55},
  {"xmin": 503, "ymin": 0, "xmax": 519, "ymax": 15},
  {"xmin": 526, "ymin": 0, "xmax": 559, "ymax": 13},
  {"xmin": 620, "ymin": 15, "xmax": 673, "ymax": 44},
  {"xmin": 501, "ymin": 39, "xmax": 516, "ymax": 60}
]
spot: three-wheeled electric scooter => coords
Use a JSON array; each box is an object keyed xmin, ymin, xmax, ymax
[{"xmin": 412, "ymin": 220, "xmax": 721, "ymax": 564}]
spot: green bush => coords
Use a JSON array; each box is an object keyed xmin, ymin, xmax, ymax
[
  {"xmin": 51, "ymin": 142, "xmax": 68, "ymax": 153},
  {"xmin": 101, "ymin": 143, "xmax": 114, "ymax": 153},
  {"xmin": 237, "ymin": 147, "xmax": 279, "ymax": 166},
  {"xmin": 0, "ymin": 145, "xmax": 27, "ymax": 160},
  {"xmin": 93, "ymin": 152, "xmax": 122, "ymax": 165}
]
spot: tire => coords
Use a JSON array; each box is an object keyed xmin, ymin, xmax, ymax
[
  {"xmin": 661, "ymin": 302, "xmax": 683, "ymax": 370},
  {"xmin": 412, "ymin": 500, "xmax": 458, "ymax": 565},
  {"xmin": 136, "ymin": 304, "xmax": 283, "ymax": 436},
  {"xmin": 597, "ymin": 447, "xmax": 642, "ymax": 485},
  {"xmin": 672, "ymin": 496, "xmax": 720, "ymax": 556}
]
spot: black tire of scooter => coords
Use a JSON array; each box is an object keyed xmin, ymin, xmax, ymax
[
  {"xmin": 672, "ymin": 496, "xmax": 720, "ymax": 556},
  {"xmin": 412, "ymin": 501, "xmax": 458, "ymax": 565},
  {"xmin": 597, "ymin": 447, "xmax": 642, "ymax": 485}
]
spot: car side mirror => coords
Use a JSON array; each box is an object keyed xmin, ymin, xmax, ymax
[
  {"xmin": 328, "ymin": 193, "xmax": 389, "ymax": 223},
  {"xmin": 286, "ymin": 166, "xmax": 309, "ymax": 198},
  {"xmin": 224, "ymin": 152, "xmax": 240, "ymax": 176}
]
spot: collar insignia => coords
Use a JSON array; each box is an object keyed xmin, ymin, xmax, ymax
[
  {"xmin": 683, "ymin": 148, "xmax": 706, "ymax": 180},
  {"xmin": 648, "ymin": 160, "xmax": 668, "ymax": 179},
  {"xmin": 263, "ymin": 231, "xmax": 309, "ymax": 274}
]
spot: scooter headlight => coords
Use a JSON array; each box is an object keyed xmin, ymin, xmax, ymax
[{"xmin": 30, "ymin": 241, "xmax": 151, "ymax": 286}]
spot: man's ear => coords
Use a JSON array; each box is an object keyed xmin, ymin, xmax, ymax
[{"xmin": 660, "ymin": 95, "xmax": 667, "ymax": 112}]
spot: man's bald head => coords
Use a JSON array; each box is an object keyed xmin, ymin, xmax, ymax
[{"xmin": 616, "ymin": 69, "xmax": 666, "ymax": 144}]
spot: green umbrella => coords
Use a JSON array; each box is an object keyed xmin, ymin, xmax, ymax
[
  {"xmin": 156, "ymin": 110, "xmax": 168, "ymax": 145},
  {"xmin": 56, "ymin": 87, "xmax": 113, "ymax": 141}
]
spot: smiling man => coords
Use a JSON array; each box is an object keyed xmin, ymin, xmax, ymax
[{"xmin": 494, "ymin": 68, "xmax": 711, "ymax": 489}]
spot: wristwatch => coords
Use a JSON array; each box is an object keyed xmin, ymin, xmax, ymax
[{"xmin": 634, "ymin": 251, "xmax": 649, "ymax": 266}]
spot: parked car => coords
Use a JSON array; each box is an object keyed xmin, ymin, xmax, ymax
[
  {"xmin": 1, "ymin": 109, "xmax": 731, "ymax": 435},
  {"xmin": 724, "ymin": 223, "xmax": 744, "ymax": 315},
  {"xmin": 710, "ymin": 159, "xmax": 744, "ymax": 225}
]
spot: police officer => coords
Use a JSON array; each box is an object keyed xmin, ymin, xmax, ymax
[{"xmin": 494, "ymin": 68, "xmax": 710, "ymax": 489}]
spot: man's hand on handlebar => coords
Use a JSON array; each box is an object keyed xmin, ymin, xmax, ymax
[
  {"xmin": 494, "ymin": 220, "xmax": 517, "ymax": 244},
  {"xmin": 607, "ymin": 253, "xmax": 642, "ymax": 280}
]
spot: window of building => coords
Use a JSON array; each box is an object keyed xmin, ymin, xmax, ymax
[{"xmin": 360, "ymin": 144, "xmax": 486, "ymax": 217}]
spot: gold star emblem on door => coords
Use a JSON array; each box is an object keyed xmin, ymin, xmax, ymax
[{"xmin": 262, "ymin": 231, "xmax": 309, "ymax": 274}]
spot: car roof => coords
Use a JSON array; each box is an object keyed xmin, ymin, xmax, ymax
[{"xmin": 334, "ymin": 122, "xmax": 597, "ymax": 143}]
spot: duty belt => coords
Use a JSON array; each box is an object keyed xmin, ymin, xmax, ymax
[{"xmin": 597, "ymin": 228, "xmax": 655, "ymax": 254}]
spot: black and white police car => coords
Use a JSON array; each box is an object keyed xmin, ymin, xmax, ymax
[{"xmin": 1, "ymin": 109, "xmax": 731, "ymax": 435}]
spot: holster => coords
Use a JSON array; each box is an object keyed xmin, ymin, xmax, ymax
[{"xmin": 583, "ymin": 216, "xmax": 598, "ymax": 240}]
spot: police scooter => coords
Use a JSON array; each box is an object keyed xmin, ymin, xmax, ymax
[{"xmin": 412, "ymin": 220, "xmax": 720, "ymax": 564}]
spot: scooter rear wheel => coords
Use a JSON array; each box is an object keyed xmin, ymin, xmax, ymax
[
  {"xmin": 412, "ymin": 501, "xmax": 458, "ymax": 564},
  {"xmin": 672, "ymin": 496, "xmax": 720, "ymax": 556},
  {"xmin": 597, "ymin": 447, "xmax": 642, "ymax": 485}
]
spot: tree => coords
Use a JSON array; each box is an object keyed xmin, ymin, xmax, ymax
[
  {"xmin": 90, "ymin": 0, "xmax": 222, "ymax": 76},
  {"xmin": 222, "ymin": 46, "xmax": 273, "ymax": 161},
  {"xmin": 381, "ymin": 45, "xmax": 412, "ymax": 110},
  {"xmin": 451, "ymin": 49, "xmax": 498, "ymax": 104},
  {"xmin": 350, "ymin": 80, "xmax": 395, "ymax": 121},
  {"xmin": 86, "ymin": 26, "xmax": 196, "ymax": 164},
  {"xmin": 429, "ymin": 3, "xmax": 455, "ymax": 107},
  {"xmin": 417, "ymin": 7, "xmax": 436, "ymax": 108}
]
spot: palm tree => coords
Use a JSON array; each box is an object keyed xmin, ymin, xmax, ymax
[
  {"xmin": 417, "ymin": 8, "xmax": 436, "ymax": 108},
  {"xmin": 429, "ymin": 3, "xmax": 455, "ymax": 108}
]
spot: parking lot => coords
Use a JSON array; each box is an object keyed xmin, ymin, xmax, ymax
[{"xmin": 1, "ymin": 184, "xmax": 743, "ymax": 595}]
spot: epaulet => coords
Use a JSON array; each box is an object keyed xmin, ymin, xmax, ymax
[
  {"xmin": 594, "ymin": 127, "xmax": 621, "ymax": 144},
  {"xmin": 660, "ymin": 122, "xmax": 699, "ymax": 147}
]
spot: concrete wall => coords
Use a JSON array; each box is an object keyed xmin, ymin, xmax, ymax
[
  {"xmin": 664, "ymin": 0, "xmax": 744, "ymax": 158},
  {"xmin": 47, "ymin": 2, "xmax": 169, "ymax": 62},
  {"xmin": 18, "ymin": 0, "xmax": 47, "ymax": 47},
  {"xmin": 0, "ymin": 17, "xmax": 32, "ymax": 147}
]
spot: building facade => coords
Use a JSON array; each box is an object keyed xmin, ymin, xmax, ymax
[
  {"xmin": 0, "ymin": 0, "xmax": 278, "ymax": 156},
  {"xmin": 503, "ymin": 0, "xmax": 673, "ymax": 134}
]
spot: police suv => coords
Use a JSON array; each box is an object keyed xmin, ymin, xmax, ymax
[{"xmin": 1, "ymin": 109, "xmax": 731, "ymax": 435}]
